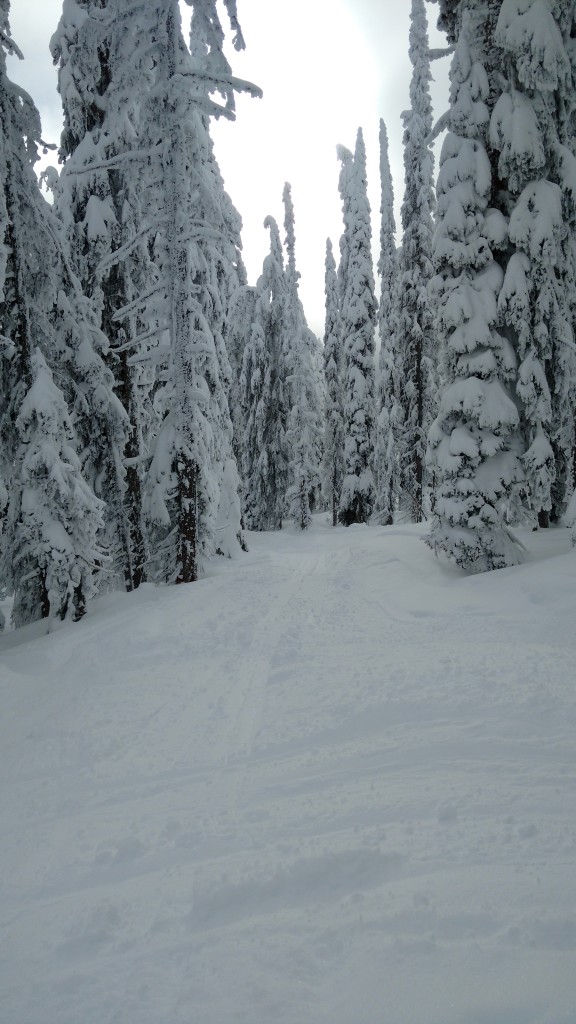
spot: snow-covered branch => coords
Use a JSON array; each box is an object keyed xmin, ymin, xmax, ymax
[
  {"xmin": 111, "ymin": 326, "xmax": 168, "ymax": 353},
  {"xmin": 65, "ymin": 146, "xmax": 163, "ymax": 176},
  {"xmin": 429, "ymin": 46, "xmax": 454, "ymax": 61},
  {"xmin": 180, "ymin": 70, "xmax": 262, "ymax": 99},
  {"xmin": 111, "ymin": 284, "xmax": 166, "ymax": 322},
  {"xmin": 0, "ymin": 30, "xmax": 23, "ymax": 60},
  {"xmin": 96, "ymin": 221, "xmax": 166, "ymax": 277}
]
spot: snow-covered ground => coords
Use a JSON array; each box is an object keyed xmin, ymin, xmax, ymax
[{"xmin": 1, "ymin": 519, "xmax": 576, "ymax": 1024}]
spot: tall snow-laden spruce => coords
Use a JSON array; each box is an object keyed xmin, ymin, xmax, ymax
[
  {"xmin": 226, "ymin": 282, "xmax": 256, "ymax": 474},
  {"xmin": 336, "ymin": 144, "xmax": 354, "ymax": 320},
  {"xmin": 426, "ymin": 10, "xmax": 524, "ymax": 571},
  {"xmin": 67, "ymin": 0, "xmax": 258, "ymax": 583},
  {"xmin": 322, "ymin": 237, "xmax": 345, "ymax": 526},
  {"xmin": 240, "ymin": 216, "xmax": 290, "ymax": 530},
  {"xmin": 187, "ymin": 0, "xmax": 251, "ymax": 558},
  {"xmin": 338, "ymin": 128, "xmax": 377, "ymax": 526},
  {"xmin": 0, "ymin": 0, "xmax": 112, "ymax": 625},
  {"xmin": 12, "ymin": 350, "xmax": 105, "ymax": 626},
  {"xmin": 50, "ymin": 0, "xmax": 153, "ymax": 592},
  {"xmin": 490, "ymin": 0, "xmax": 576, "ymax": 527},
  {"xmin": 396, "ymin": 0, "xmax": 436, "ymax": 521},
  {"xmin": 435, "ymin": 1, "xmax": 576, "ymax": 534},
  {"xmin": 373, "ymin": 119, "xmax": 400, "ymax": 525},
  {"xmin": 52, "ymin": 0, "xmax": 255, "ymax": 585},
  {"xmin": 283, "ymin": 183, "xmax": 322, "ymax": 530},
  {"xmin": 146, "ymin": 2, "xmax": 215, "ymax": 581}
]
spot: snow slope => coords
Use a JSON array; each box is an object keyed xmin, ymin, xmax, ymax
[{"xmin": 1, "ymin": 519, "xmax": 576, "ymax": 1024}]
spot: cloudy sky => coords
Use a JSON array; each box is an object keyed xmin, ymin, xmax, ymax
[{"xmin": 7, "ymin": 0, "xmax": 449, "ymax": 335}]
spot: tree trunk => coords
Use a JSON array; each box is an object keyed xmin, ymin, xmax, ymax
[
  {"xmin": 414, "ymin": 333, "xmax": 424, "ymax": 522},
  {"xmin": 176, "ymin": 454, "xmax": 198, "ymax": 583},
  {"xmin": 116, "ymin": 347, "xmax": 146, "ymax": 590}
]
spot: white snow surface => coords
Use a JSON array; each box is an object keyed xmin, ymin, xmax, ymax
[{"xmin": 1, "ymin": 519, "xmax": 576, "ymax": 1024}]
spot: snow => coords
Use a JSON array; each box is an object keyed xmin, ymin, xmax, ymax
[
  {"xmin": 490, "ymin": 89, "xmax": 545, "ymax": 193},
  {"xmin": 509, "ymin": 179, "xmax": 564, "ymax": 265},
  {"xmin": 83, "ymin": 195, "xmax": 114, "ymax": 244},
  {"xmin": 440, "ymin": 377, "xmax": 519, "ymax": 430},
  {"xmin": 1, "ymin": 519, "xmax": 576, "ymax": 1024},
  {"xmin": 495, "ymin": 0, "xmax": 570, "ymax": 93},
  {"xmin": 483, "ymin": 207, "xmax": 509, "ymax": 249}
]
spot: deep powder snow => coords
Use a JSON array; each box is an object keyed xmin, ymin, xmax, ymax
[{"xmin": 1, "ymin": 519, "xmax": 575, "ymax": 1024}]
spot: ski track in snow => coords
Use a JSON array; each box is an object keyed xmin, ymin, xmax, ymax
[{"xmin": 1, "ymin": 520, "xmax": 576, "ymax": 1024}]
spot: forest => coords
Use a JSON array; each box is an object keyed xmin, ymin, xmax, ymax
[
  {"xmin": 1, "ymin": 0, "xmax": 575, "ymax": 631},
  {"xmin": 2, "ymin": 3, "xmax": 576, "ymax": 1022}
]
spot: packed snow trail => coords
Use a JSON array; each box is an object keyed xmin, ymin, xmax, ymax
[{"xmin": 1, "ymin": 520, "xmax": 576, "ymax": 1024}]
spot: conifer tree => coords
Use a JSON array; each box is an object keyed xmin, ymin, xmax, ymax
[
  {"xmin": 226, "ymin": 282, "xmax": 256, "ymax": 475},
  {"xmin": 396, "ymin": 0, "xmax": 436, "ymax": 521},
  {"xmin": 56, "ymin": 0, "xmax": 258, "ymax": 583},
  {"xmin": 283, "ymin": 183, "xmax": 322, "ymax": 529},
  {"xmin": 0, "ymin": 1, "xmax": 112, "ymax": 624},
  {"xmin": 240, "ymin": 217, "xmax": 290, "ymax": 530},
  {"xmin": 146, "ymin": 0, "xmax": 259, "ymax": 579},
  {"xmin": 144, "ymin": 3, "xmax": 208, "ymax": 581},
  {"xmin": 490, "ymin": 0, "xmax": 576, "ymax": 526},
  {"xmin": 336, "ymin": 145, "xmax": 354, "ymax": 328},
  {"xmin": 436, "ymin": 0, "xmax": 576, "ymax": 535},
  {"xmin": 338, "ymin": 128, "xmax": 377, "ymax": 526},
  {"xmin": 50, "ymin": 0, "xmax": 153, "ymax": 591},
  {"xmin": 52, "ymin": 0, "xmax": 256, "ymax": 583},
  {"xmin": 373, "ymin": 119, "xmax": 400, "ymax": 525},
  {"xmin": 322, "ymin": 237, "xmax": 345, "ymax": 526},
  {"xmin": 308, "ymin": 330, "xmax": 327, "ymax": 511},
  {"xmin": 187, "ymin": 0, "xmax": 251, "ymax": 557},
  {"xmin": 11, "ymin": 350, "xmax": 106, "ymax": 626},
  {"xmin": 426, "ymin": 11, "xmax": 524, "ymax": 571}
]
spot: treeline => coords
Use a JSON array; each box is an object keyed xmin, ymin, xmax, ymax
[{"xmin": 1, "ymin": 0, "xmax": 576, "ymax": 631}]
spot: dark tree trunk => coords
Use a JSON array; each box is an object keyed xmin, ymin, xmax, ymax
[
  {"xmin": 115, "ymin": 346, "xmax": 146, "ymax": 591},
  {"xmin": 100, "ymin": 158, "xmax": 147, "ymax": 593},
  {"xmin": 413, "ymin": 333, "xmax": 424, "ymax": 523},
  {"xmin": 39, "ymin": 572, "xmax": 50, "ymax": 621},
  {"xmin": 176, "ymin": 454, "xmax": 198, "ymax": 584},
  {"xmin": 73, "ymin": 583, "xmax": 86, "ymax": 622}
]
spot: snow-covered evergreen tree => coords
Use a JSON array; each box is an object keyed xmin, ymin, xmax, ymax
[
  {"xmin": 226, "ymin": 282, "xmax": 256, "ymax": 475},
  {"xmin": 436, "ymin": 0, "xmax": 576, "ymax": 533},
  {"xmin": 283, "ymin": 183, "xmax": 322, "ymax": 529},
  {"xmin": 396, "ymin": 0, "xmax": 436, "ymax": 522},
  {"xmin": 240, "ymin": 217, "xmax": 290, "ymax": 530},
  {"xmin": 60, "ymin": 0, "xmax": 258, "ymax": 583},
  {"xmin": 373, "ymin": 119, "xmax": 400, "ymax": 525},
  {"xmin": 322, "ymin": 237, "xmax": 345, "ymax": 526},
  {"xmin": 11, "ymin": 350, "xmax": 105, "ymax": 626},
  {"xmin": 336, "ymin": 144, "xmax": 354, "ymax": 329},
  {"xmin": 50, "ymin": 0, "xmax": 154, "ymax": 591},
  {"xmin": 187, "ymin": 0, "xmax": 252, "ymax": 557},
  {"xmin": 0, "ymin": 0, "xmax": 113, "ymax": 624},
  {"xmin": 308, "ymin": 325, "xmax": 327, "ymax": 512},
  {"xmin": 490, "ymin": 0, "xmax": 576, "ymax": 526},
  {"xmin": 338, "ymin": 128, "xmax": 377, "ymax": 526},
  {"xmin": 426, "ymin": 11, "xmax": 525, "ymax": 571}
]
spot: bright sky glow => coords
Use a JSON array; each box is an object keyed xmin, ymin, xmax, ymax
[{"xmin": 211, "ymin": 0, "xmax": 381, "ymax": 333}]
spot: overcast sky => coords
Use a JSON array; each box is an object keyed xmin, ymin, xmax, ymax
[{"xmin": 7, "ymin": 0, "xmax": 449, "ymax": 335}]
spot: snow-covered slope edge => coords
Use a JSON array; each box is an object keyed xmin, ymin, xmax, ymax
[{"xmin": 1, "ymin": 520, "xmax": 575, "ymax": 1024}]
